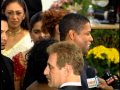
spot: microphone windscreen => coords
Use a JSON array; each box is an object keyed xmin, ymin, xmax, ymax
[{"xmin": 86, "ymin": 67, "xmax": 96, "ymax": 78}]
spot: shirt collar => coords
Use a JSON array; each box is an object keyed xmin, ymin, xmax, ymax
[{"xmin": 60, "ymin": 82, "xmax": 82, "ymax": 88}]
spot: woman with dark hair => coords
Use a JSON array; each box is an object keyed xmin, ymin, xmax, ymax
[
  {"xmin": 1, "ymin": 0, "xmax": 30, "ymax": 30},
  {"xmin": 1, "ymin": 0, "xmax": 33, "ymax": 90},
  {"xmin": 29, "ymin": 11, "xmax": 50, "ymax": 43},
  {"xmin": 22, "ymin": 9, "xmax": 69, "ymax": 90},
  {"xmin": 22, "ymin": 39, "xmax": 57, "ymax": 90},
  {"xmin": 22, "ymin": 11, "xmax": 52, "ymax": 90}
]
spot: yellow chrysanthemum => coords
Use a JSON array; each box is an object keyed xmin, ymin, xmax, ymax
[
  {"xmin": 108, "ymin": 48, "xmax": 119, "ymax": 64},
  {"xmin": 87, "ymin": 45, "xmax": 119, "ymax": 64}
]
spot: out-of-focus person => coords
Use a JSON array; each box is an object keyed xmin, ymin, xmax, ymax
[
  {"xmin": 1, "ymin": 14, "xmax": 15, "ymax": 90},
  {"xmin": 29, "ymin": 11, "xmax": 50, "ymax": 43}
]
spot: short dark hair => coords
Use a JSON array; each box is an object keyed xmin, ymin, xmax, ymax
[{"xmin": 59, "ymin": 13, "xmax": 90, "ymax": 41}]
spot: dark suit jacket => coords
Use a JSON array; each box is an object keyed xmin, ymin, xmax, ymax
[
  {"xmin": 59, "ymin": 86, "xmax": 84, "ymax": 90},
  {"xmin": 0, "ymin": 54, "xmax": 15, "ymax": 90}
]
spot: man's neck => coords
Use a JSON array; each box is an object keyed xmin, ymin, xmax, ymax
[{"xmin": 66, "ymin": 75, "xmax": 81, "ymax": 82}]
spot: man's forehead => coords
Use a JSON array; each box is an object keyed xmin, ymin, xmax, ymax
[{"xmin": 48, "ymin": 53, "xmax": 58, "ymax": 64}]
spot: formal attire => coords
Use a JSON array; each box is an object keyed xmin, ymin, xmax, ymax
[
  {"xmin": 59, "ymin": 82, "xmax": 84, "ymax": 90},
  {"xmin": 1, "ymin": 33, "xmax": 33, "ymax": 90},
  {"xmin": 2, "ymin": 33, "xmax": 33, "ymax": 80},
  {"xmin": 81, "ymin": 68, "xmax": 88, "ymax": 90},
  {"xmin": 81, "ymin": 60, "xmax": 99, "ymax": 90},
  {"xmin": 0, "ymin": 54, "xmax": 15, "ymax": 90}
]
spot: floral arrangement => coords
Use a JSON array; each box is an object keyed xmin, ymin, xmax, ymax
[
  {"xmin": 62, "ymin": 1, "xmax": 82, "ymax": 13},
  {"xmin": 86, "ymin": 45, "xmax": 119, "ymax": 76},
  {"xmin": 50, "ymin": 0, "xmax": 70, "ymax": 9},
  {"xmin": 61, "ymin": 0, "xmax": 83, "ymax": 13},
  {"xmin": 50, "ymin": 0, "xmax": 82, "ymax": 13}
]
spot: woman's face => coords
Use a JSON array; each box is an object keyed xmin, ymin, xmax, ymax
[
  {"xmin": 30, "ymin": 21, "xmax": 50, "ymax": 43},
  {"xmin": 5, "ymin": 2, "xmax": 25, "ymax": 28}
]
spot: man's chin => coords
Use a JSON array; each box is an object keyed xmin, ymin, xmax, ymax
[
  {"xmin": 48, "ymin": 83, "xmax": 53, "ymax": 87},
  {"xmin": 48, "ymin": 83, "xmax": 57, "ymax": 88}
]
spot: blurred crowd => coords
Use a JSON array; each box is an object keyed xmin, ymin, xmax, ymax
[{"xmin": 1, "ymin": 0, "xmax": 119, "ymax": 90}]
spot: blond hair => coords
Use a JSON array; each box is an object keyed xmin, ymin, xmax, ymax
[{"xmin": 47, "ymin": 41, "xmax": 84, "ymax": 75}]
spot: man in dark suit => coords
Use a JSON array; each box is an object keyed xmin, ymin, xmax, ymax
[
  {"xmin": 59, "ymin": 13, "xmax": 93, "ymax": 90},
  {"xmin": 44, "ymin": 41, "xmax": 84, "ymax": 90},
  {"xmin": 59, "ymin": 13, "xmax": 115, "ymax": 90},
  {"xmin": 0, "ymin": 14, "xmax": 15, "ymax": 90}
]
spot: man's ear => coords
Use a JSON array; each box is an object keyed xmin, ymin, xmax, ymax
[
  {"xmin": 64, "ymin": 64, "xmax": 73, "ymax": 74},
  {"xmin": 55, "ymin": 24, "xmax": 60, "ymax": 34},
  {"xmin": 68, "ymin": 30, "xmax": 75, "ymax": 40},
  {"xmin": 54, "ymin": 24, "xmax": 60, "ymax": 41}
]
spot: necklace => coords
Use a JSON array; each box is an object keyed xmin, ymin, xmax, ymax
[{"xmin": 8, "ymin": 28, "xmax": 22, "ymax": 36}]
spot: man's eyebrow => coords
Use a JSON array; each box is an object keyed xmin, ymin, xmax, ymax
[
  {"xmin": 47, "ymin": 62, "xmax": 54, "ymax": 68},
  {"xmin": 1, "ymin": 29, "xmax": 4, "ymax": 32},
  {"xmin": 1, "ymin": 29, "xmax": 9, "ymax": 32},
  {"xmin": 47, "ymin": 62, "xmax": 51, "ymax": 66}
]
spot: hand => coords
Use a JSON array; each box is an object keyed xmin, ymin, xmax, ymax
[{"xmin": 97, "ymin": 77, "xmax": 114, "ymax": 90}]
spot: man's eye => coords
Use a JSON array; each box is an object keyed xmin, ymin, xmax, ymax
[
  {"xmin": 6, "ymin": 30, "xmax": 9, "ymax": 35},
  {"xmin": 1, "ymin": 30, "xmax": 3, "ymax": 33},
  {"xmin": 85, "ymin": 32, "xmax": 90, "ymax": 35},
  {"xmin": 49, "ymin": 65, "xmax": 53, "ymax": 70}
]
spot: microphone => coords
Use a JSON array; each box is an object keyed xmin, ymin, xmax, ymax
[
  {"xmin": 102, "ymin": 69, "xmax": 120, "ymax": 89},
  {"xmin": 86, "ymin": 67, "xmax": 99, "ymax": 88}
]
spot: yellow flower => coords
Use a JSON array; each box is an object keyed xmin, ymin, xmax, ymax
[
  {"xmin": 86, "ymin": 45, "xmax": 119, "ymax": 76},
  {"xmin": 87, "ymin": 45, "xmax": 119, "ymax": 64},
  {"xmin": 108, "ymin": 48, "xmax": 119, "ymax": 64}
]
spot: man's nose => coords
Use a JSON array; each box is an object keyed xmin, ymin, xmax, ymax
[
  {"xmin": 2, "ymin": 32, "xmax": 8, "ymax": 40},
  {"xmin": 44, "ymin": 66, "xmax": 49, "ymax": 75},
  {"xmin": 90, "ymin": 34, "xmax": 93, "ymax": 42}
]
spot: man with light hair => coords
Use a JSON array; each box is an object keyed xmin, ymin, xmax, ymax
[{"xmin": 44, "ymin": 41, "xmax": 84, "ymax": 90}]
